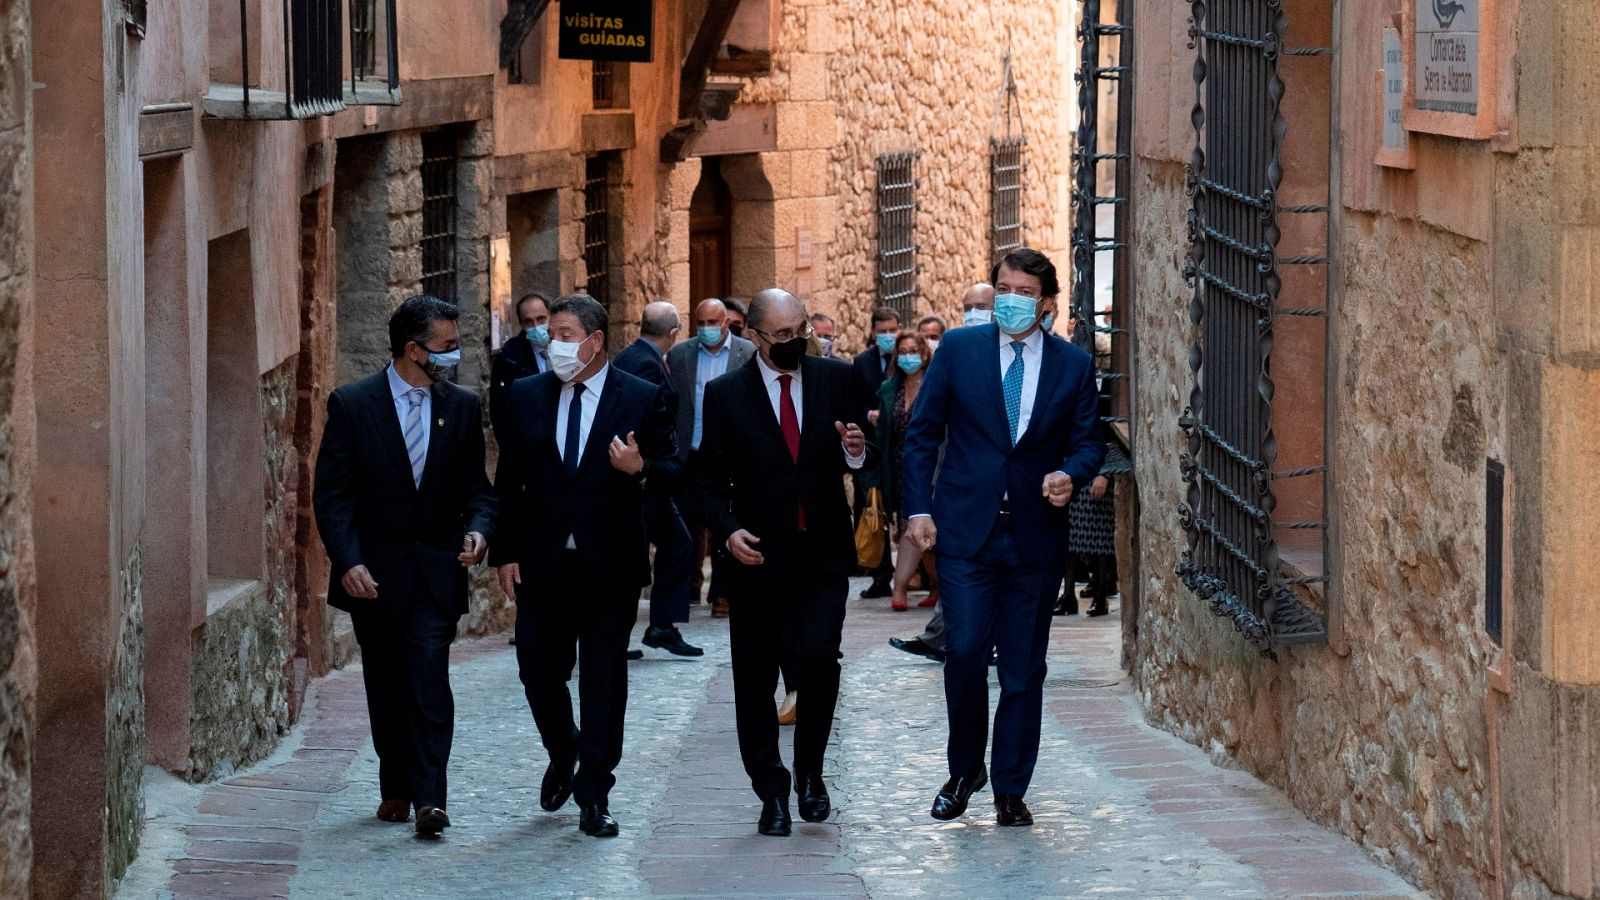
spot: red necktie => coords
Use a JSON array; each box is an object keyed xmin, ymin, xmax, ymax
[{"xmin": 778, "ymin": 374, "xmax": 805, "ymax": 530}]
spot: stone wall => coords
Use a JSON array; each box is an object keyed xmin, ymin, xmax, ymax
[
  {"xmin": 0, "ymin": 2, "xmax": 33, "ymax": 894},
  {"xmin": 105, "ymin": 548, "xmax": 144, "ymax": 884},
  {"xmin": 333, "ymin": 132, "xmax": 424, "ymax": 387},
  {"xmin": 742, "ymin": 0, "xmax": 1075, "ymax": 352}
]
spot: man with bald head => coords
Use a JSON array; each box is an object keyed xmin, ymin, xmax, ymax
[
  {"xmin": 667, "ymin": 299, "xmax": 756, "ymax": 617},
  {"xmin": 697, "ymin": 288, "xmax": 875, "ymax": 836},
  {"xmin": 960, "ymin": 282, "xmax": 997, "ymax": 328},
  {"xmin": 614, "ymin": 302, "xmax": 703, "ymax": 658}
]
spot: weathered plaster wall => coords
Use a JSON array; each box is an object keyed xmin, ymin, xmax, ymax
[
  {"xmin": 739, "ymin": 0, "xmax": 1076, "ymax": 352},
  {"xmin": 0, "ymin": 1, "xmax": 34, "ymax": 895}
]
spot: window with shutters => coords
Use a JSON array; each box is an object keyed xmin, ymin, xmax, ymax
[
  {"xmin": 875, "ymin": 151, "xmax": 920, "ymax": 321},
  {"xmin": 1176, "ymin": 0, "xmax": 1333, "ymax": 653}
]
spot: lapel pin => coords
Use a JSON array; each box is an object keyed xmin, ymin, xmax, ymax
[{"xmin": 437, "ymin": 418, "xmax": 445, "ymax": 427}]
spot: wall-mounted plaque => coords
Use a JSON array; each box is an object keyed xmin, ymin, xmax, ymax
[{"xmin": 558, "ymin": 0, "xmax": 654, "ymax": 63}]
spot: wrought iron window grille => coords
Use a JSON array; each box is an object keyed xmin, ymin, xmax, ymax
[
  {"xmin": 420, "ymin": 132, "xmax": 459, "ymax": 304},
  {"xmin": 1176, "ymin": 0, "xmax": 1332, "ymax": 653},
  {"xmin": 582, "ymin": 154, "xmax": 615, "ymax": 310},
  {"xmin": 989, "ymin": 51, "xmax": 1026, "ymax": 264},
  {"xmin": 203, "ymin": 0, "xmax": 348, "ymax": 119},
  {"xmin": 1069, "ymin": 0, "xmax": 1134, "ymax": 438},
  {"xmin": 875, "ymin": 151, "xmax": 921, "ymax": 321},
  {"xmin": 346, "ymin": 0, "xmax": 401, "ymax": 105}
]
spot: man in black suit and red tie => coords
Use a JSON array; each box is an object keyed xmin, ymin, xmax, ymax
[
  {"xmin": 492, "ymin": 294, "xmax": 681, "ymax": 838},
  {"xmin": 696, "ymin": 288, "xmax": 875, "ymax": 836},
  {"xmin": 312, "ymin": 295, "xmax": 496, "ymax": 838}
]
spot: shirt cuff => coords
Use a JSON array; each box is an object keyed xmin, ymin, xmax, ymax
[
  {"xmin": 843, "ymin": 445, "xmax": 866, "ymax": 469},
  {"xmin": 908, "ymin": 513, "xmax": 932, "ymax": 521}
]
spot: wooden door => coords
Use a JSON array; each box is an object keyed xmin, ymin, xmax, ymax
[{"xmin": 689, "ymin": 158, "xmax": 732, "ymax": 302}]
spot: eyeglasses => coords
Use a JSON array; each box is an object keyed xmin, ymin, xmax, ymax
[{"xmin": 753, "ymin": 323, "xmax": 814, "ymax": 344}]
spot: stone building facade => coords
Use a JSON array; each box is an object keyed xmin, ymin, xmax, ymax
[
  {"xmin": 2, "ymin": 0, "xmax": 1077, "ymax": 897},
  {"xmin": 1119, "ymin": 0, "xmax": 1600, "ymax": 896}
]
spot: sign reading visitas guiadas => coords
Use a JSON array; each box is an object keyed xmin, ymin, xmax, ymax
[
  {"xmin": 558, "ymin": 0, "xmax": 654, "ymax": 64},
  {"xmin": 1413, "ymin": 0, "xmax": 1478, "ymax": 116}
]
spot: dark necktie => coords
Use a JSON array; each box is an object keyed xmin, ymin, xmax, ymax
[
  {"xmin": 778, "ymin": 374, "xmax": 805, "ymax": 530},
  {"xmin": 564, "ymin": 383, "xmax": 585, "ymax": 475}
]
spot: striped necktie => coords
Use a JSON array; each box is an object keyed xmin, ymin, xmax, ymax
[{"xmin": 404, "ymin": 388, "xmax": 427, "ymax": 487}]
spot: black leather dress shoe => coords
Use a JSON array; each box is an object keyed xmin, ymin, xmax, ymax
[
  {"xmin": 1053, "ymin": 595, "xmax": 1079, "ymax": 616},
  {"xmin": 414, "ymin": 806, "xmax": 451, "ymax": 837},
  {"xmin": 859, "ymin": 579, "xmax": 893, "ymax": 599},
  {"xmin": 643, "ymin": 624, "xmax": 705, "ymax": 657},
  {"xmin": 626, "ymin": 649, "xmax": 644, "ymax": 660},
  {"xmin": 796, "ymin": 774, "xmax": 831, "ymax": 822},
  {"xmin": 929, "ymin": 768, "xmax": 988, "ymax": 820},
  {"xmin": 758, "ymin": 798, "xmax": 792, "ymax": 836},
  {"xmin": 888, "ymin": 636, "xmax": 946, "ymax": 662},
  {"xmin": 578, "ymin": 802, "xmax": 619, "ymax": 837},
  {"xmin": 540, "ymin": 751, "xmax": 577, "ymax": 812},
  {"xmin": 1086, "ymin": 597, "xmax": 1110, "ymax": 618},
  {"xmin": 994, "ymin": 794, "xmax": 1034, "ymax": 826}
]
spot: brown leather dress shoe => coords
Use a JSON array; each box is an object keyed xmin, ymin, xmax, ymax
[
  {"xmin": 711, "ymin": 597, "xmax": 730, "ymax": 618},
  {"xmin": 376, "ymin": 799, "xmax": 410, "ymax": 822}
]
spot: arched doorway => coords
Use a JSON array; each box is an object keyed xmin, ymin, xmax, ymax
[{"xmin": 689, "ymin": 158, "xmax": 732, "ymax": 303}]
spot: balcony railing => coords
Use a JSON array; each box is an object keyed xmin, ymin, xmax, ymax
[{"xmin": 204, "ymin": 0, "xmax": 399, "ymax": 119}]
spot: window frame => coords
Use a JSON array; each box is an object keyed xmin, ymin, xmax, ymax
[{"xmin": 874, "ymin": 150, "xmax": 920, "ymax": 322}]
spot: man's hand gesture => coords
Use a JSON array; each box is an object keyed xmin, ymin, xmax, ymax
[
  {"xmin": 340, "ymin": 565, "xmax": 379, "ymax": 599},
  {"xmin": 609, "ymin": 431, "xmax": 644, "ymax": 475},
  {"xmin": 836, "ymin": 421, "xmax": 865, "ymax": 457},
  {"xmin": 907, "ymin": 517, "xmax": 937, "ymax": 552},
  {"xmin": 1042, "ymin": 471, "xmax": 1074, "ymax": 507},
  {"xmin": 727, "ymin": 529, "xmax": 765, "ymax": 566}
]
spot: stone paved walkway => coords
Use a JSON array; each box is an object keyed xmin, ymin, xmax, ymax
[{"xmin": 118, "ymin": 583, "xmax": 1424, "ymax": 899}]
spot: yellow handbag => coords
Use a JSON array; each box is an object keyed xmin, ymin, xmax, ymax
[{"xmin": 855, "ymin": 488, "xmax": 887, "ymax": 568}]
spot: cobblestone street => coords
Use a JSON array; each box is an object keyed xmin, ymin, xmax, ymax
[{"xmin": 119, "ymin": 584, "xmax": 1422, "ymax": 899}]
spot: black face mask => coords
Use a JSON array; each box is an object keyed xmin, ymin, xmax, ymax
[
  {"xmin": 767, "ymin": 335, "xmax": 808, "ymax": 371},
  {"xmin": 729, "ymin": 323, "xmax": 745, "ymax": 337}
]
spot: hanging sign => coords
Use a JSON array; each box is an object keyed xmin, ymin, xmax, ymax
[
  {"xmin": 1412, "ymin": 0, "xmax": 1479, "ymax": 116},
  {"xmin": 558, "ymin": 0, "xmax": 654, "ymax": 63}
]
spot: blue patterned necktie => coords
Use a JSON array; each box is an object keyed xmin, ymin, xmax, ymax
[
  {"xmin": 403, "ymin": 388, "xmax": 427, "ymax": 487},
  {"xmin": 1003, "ymin": 341, "xmax": 1025, "ymax": 444}
]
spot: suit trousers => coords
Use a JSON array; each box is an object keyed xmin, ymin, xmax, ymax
[
  {"xmin": 643, "ymin": 492, "xmax": 694, "ymax": 625},
  {"xmin": 515, "ymin": 550, "xmax": 638, "ymax": 806},
  {"xmin": 676, "ymin": 465, "xmax": 727, "ymax": 603},
  {"xmin": 936, "ymin": 515, "xmax": 1058, "ymax": 797},
  {"xmin": 350, "ymin": 593, "xmax": 459, "ymax": 809},
  {"xmin": 728, "ymin": 538, "xmax": 849, "ymax": 800}
]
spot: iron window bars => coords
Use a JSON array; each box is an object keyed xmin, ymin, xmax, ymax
[
  {"xmin": 206, "ymin": 0, "xmax": 345, "ymax": 118},
  {"xmin": 347, "ymin": 0, "xmax": 401, "ymax": 105},
  {"xmin": 875, "ymin": 151, "xmax": 921, "ymax": 321},
  {"xmin": 582, "ymin": 155, "xmax": 614, "ymax": 310},
  {"xmin": 1176, "ymin": 0, "xmax": 1330, "ymax": 652},
  {"xmin": 1069, "ymin": 0, "xmax": 1133, "ymax": 437},
  {"xmin": 990, "ymin": 137, "xmax": 1026, "ymax": 263},
  {"xmin": 420, "ymin": 132, "xmax": 459, "ymax": 303}
]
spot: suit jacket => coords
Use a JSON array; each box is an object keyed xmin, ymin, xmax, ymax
[
  {"xmin": 696, "ymin": 355, "xmax": 879, "ymax": 588},
  {"xmin": 489, "ymin": 367, "xmax": 681, "ymax": 592},
  {"xmin": 852, "ymin": 346, "xmax": 892, "ymax": 422},
  {"xmin": 613, "ymin": 338, "xmax": 678, "ymax": 418},
  {"xmin": 313, "ymin": 370, "xmax": 496, "ymax": 615},
  {"xmin": 489, "ymin": 334, "xmax": 547, "ymax": 436},
  {"xmin": 665, "ymin": 335, "xmax": 755, "ymax": 461},
  {"xmin": 901, "ymin": 323, "xmax": 1105, "ymax": 567}
]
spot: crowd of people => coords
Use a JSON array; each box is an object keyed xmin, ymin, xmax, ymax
[{"xmin": 312, "ymin": 247, "xmax": 1119, "ymax": 842}]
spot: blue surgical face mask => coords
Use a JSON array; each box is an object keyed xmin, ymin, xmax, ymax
[
  {"xmin": 962, "ymin": 308, "xmax": 993, "ymax": 328},
  {"xmin": 698, "ymin": 325, "xmax": 726, "ymax": 347},
  {"xmin": 896, "ymin": 354, "xmax": 923, "ymax": 375},
  {"xmin": 993, "ymin": 293, "xmax": 1040, "ymax": 336},
  {"xmin": 875, "ymin": 332, "xmax": 898, "ymax": 354},
  {"xmin": 418, "ymin": 346, "xmax": 461, "ymax": 381},
  {"xmin": 1040, "ymin": 313, "xmax": 1056, "ymax": 332},
  {"xmin": 525, "ymin": 324, "xmax": 550, "ymax": 346}
]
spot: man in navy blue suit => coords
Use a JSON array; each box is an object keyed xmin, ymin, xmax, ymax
[{"xmin": 902, "ymin": 249, "xmax": 1105, "ymax": 827}]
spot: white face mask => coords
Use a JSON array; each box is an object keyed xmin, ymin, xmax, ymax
[
  {"xmin": 547, "ymin": 335, "xmax": 595, "ymax": 382},
  {"xmin": 962, "ymin": 308, "xmax": 994, "ymax": 327}
]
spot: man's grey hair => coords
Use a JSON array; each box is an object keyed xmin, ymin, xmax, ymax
[
  {"xmin": 550, "ymin": 293, "xmax": 609, "ymax": 337},
  {"xmin": 640, "ymin": 301, "xmax": 680, "ymax": 338}
]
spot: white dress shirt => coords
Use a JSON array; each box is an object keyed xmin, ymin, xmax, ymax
[
  {"xmin": 387, "ymin": 364, "xmax": 431, "ymax": 464},
  {"xmin": 555, "ymin": 364, "xmax": 609, "ymax": 548},
  {"xmin": 999, "ymin": 327, "xmax": 1045, "ymax": 440},
  {"xmin": 692, "ymin": 341, "xmax": 732, "ymax": 450},
  {"xmin": 754, "ymin": 355, "xmax": 865, "ymax": 469}
]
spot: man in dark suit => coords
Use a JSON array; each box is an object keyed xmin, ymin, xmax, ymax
[
  {"xmin": 666, "ymin": 299, "xmax": 756, "ymax": 618},
  {"xmin": 697, "ymin": 289, "xmax": 873, "ymax": 837},
  {"xmin": 612, "ymin": 301, "xmax": 702, "ymax": 658},
  {"xmin": 312, "ymin": 295, "xmax": 495, "ymax": 838},
  {"xmin": 851, "ymin": 306, "xmax": 903, "ymax": 599},
  {"xmin": 903, "ymin": 249, "xmax": 1105, "ymax": 828},
  {"xmin": 492, "ymin": 294, "xmax": 681, "ymax": 839},
  {"xmin": 490, "ymin": 292, "xmax": 553, "ymax": 435}
]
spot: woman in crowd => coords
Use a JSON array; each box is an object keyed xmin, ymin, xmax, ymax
[{"xmin": 865, "ymin": 332, "xmax": 938, "ymax": 611}]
